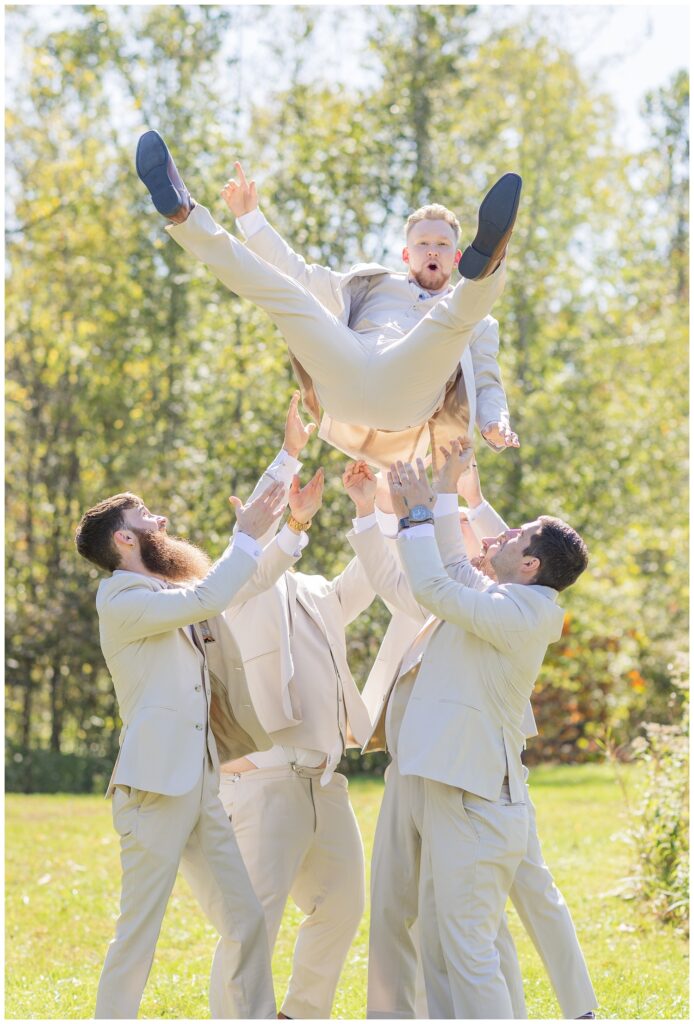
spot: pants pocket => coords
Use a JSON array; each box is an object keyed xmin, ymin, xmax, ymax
[
  {"xmin": 459, "ymin": 792, "xmax": 481, "ymax": 841},
  {"xmin": 112, "ymin": 786, "xmax": 138, "ymax": 838}
]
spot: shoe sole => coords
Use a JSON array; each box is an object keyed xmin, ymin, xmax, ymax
[
  {"xmin": 458, "ymin": 173, "xmax": 522, "ymax": 279},
  {"xmin": 136, "ymin": 130, "xmax": 184, "ymax": 216}
]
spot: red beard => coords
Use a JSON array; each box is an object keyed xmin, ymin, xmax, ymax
[
  {"xmin": 132, "ymin": 528, "xmax": 212, "ymax": 583},
  {"xmin": 409, "ymin": 264, "xmax": 449, "ymax": 292}
]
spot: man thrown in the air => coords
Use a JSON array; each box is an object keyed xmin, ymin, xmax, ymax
[{"xmin": 136, "ymin": 129, "xmax": 521, "ymax": 470}]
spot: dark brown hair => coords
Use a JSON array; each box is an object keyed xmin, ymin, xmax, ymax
[
  {"xmin": 523, "ymin": 516, "xmax": 588, "ymax": 592},
  {"xmin": 75, "ymin": 493, "xmax": 142, "ymax": 572}
]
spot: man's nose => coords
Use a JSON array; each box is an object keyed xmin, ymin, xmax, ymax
[
  {"xmin": 505, "ymin": 528, "xmax": 521, "ymax": 540},
  {"xmin": 157, "ymin": 516, "xmax": 167, "ymax": 530}
]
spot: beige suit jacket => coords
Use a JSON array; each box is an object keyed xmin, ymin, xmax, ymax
[
  {"xmin": 394, "ymin": 526, "xmax": 564, "ymax": 802},
  {"xmin": 221, "ymin": 451, "xmax": 375, "ymax": 749},
  {"xmin": 244, "ymin": 218, "xmax": 509, "ymax": 470},
  {"xmin": 351, "ymin": 507, "xmax": 537, "ymax": 753},
  {"xmin": 98, "ymin": 532, "xmax": 299, "ymax": 797},
  {"xmin": 225, "ymin": 551, "xmax": 375, "ymax": 748}
]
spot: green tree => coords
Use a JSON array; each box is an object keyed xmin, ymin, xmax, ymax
[{"xmin": 5, "ymin": 6, "xmax": 688, "ymax": 785}]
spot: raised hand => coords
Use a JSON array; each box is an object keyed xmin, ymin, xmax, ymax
[
  {"xmin": 342, "ymin": 460, "xmax": 377, "ymax": 516},
  {"xmin": 471, "ymin": 547, "xmax": 498, "ymax": 581},
  {"xmin": 288, "ymin": 468, "xmax": 324, "ymax": 525},
  {"xmin": 374, "ymin": 470, "xmax": 395, "ymax": 514},
  {"xmin": 230, "ymin": 481, "xmax": 285, "ymax": 539},
  {"xmin": 220, "ymin": 161, "xmax": 258, "ymax": 218},
  {"xmin": 284, "ymin": 391, "xmax": 316, "ymax": 457},
  {"xmin": 481, "ymin": 420, "xmax": 520, "ymax": 449},
  {"xmin": 388, "ymin": 458, "xmax": 435, "ymax": 518},
  {"xmin": 435, "ymin": 437, "xmax": 475, "ymax": 494},
  {"xmin": 456, "ymin": 451, "xmax": 483, "ymax": 508}
]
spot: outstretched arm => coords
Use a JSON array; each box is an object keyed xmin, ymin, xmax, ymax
[
  {"xmin": 390, "ymin": 449, "xmax": 489, "ymax": 593},
  {"xmin": 456, "ymin": 451, "xmax": 510, "ymax": 542},
  {"xmin": 101, "ymin": 484, "xmax": 287, "ymax": 641},
  {"xmin": 230, "ymin": 463, "xmax": 324, "ymax": 608},
  {"xmin": 433, "ymin": 440, "xmax": 502, "ymax": 587},
  {"xmin": 235, "ymin": 391, "xmax": 316, "ymax": 549},
  {"xmin": 343, "ymin": 460, "xmax": 426, "ymax": 622},
  {"xmin": 327, "ymin": 555, "xmax": 376, "ymax": 628},
  {"xmin": 226, "ymin": 391, "xmax": 322, "ymax": 604},
  {"xmin": 398, "ymin": 533, "xmax": 529, "ymax": 652},
  {"xmin": 470, "ymin": 317, "xmax": 519, "ymax": 450},
  {"xmin": 221, "ymin": 162, "xmax": 346, "ymax": 310}
]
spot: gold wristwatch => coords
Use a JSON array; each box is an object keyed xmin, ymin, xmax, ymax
[{"xmin": 286, "ymin": 514, "xmax": 312, "ymax": 534}]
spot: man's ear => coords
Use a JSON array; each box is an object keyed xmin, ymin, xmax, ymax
[
  {"xmin": 455, "ymin": 248, "xmax": 462, "ymax": 263},
  {"xmin": 113, "ymin": 529, "xmax": 134, "ymax": 548},
  {"xmin": 402, "ymin": 245, "xmax": 410, "ymax": 264},
  {"xmin": 522, "ymin": 555, "xmax": 541, "ymax": 581}
]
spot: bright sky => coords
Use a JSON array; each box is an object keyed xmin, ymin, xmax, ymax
[
  {"xmin": 222, "ymin": 3, "xmax": 689, "ymax": 153},
  {"xmin": 6, "ymin": 3, "xmax": 690, "ymax": 154},
  {"xmin": 515, "ymin": 4, "xmax": 690, "ymax": 149}
]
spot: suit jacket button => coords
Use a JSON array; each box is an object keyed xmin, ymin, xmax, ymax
[
  {"xmin": 195, "ymin": 723, "xmax": 203, "ymax": 730},
  {"xmin": 195, "ymin": 684, "xmax": 202, "ymax": 692}
]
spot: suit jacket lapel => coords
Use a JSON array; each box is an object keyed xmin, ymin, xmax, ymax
[
  {"xmin": 399, "ymin": 614, "xmax": 440, "ymax": 675},
  {"xmin": 284, "ymin": 572, "xmax": 298, "ymax": 636},
  {"xmin": 189, "ymin": 623, "xmax": 207, "ymax": 657},
  {"xmin": 297, "ymin": 591, "xmax": 329, "ymax": 641}
]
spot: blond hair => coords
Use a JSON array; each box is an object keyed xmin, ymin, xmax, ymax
[{"xmin": 405, "ymin": 203, "xmax": 460, "ymax": 241}]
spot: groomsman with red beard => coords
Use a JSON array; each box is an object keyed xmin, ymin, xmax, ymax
[{"xmin": 75, "ymin": 460, "xmax": 324, "ymax": 1019}]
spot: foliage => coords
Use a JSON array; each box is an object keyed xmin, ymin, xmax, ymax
[
  {"xmin": 3, "ymin": 741, "xmax": 387, "ymax": 794},
  {"xmin": 5, "ymin": 766, "xmax": 690, "ymax": 1019},
  {"xmin": 5, "ymin": 742, "xmax": 114, "ymax": 795},
  {"xmin": 611, "ymin": 654, "xmax": 689, "ymax": 932},
  {"xmin": 5, "ymin": 6, "xmax": 689, "ymax": 780}
]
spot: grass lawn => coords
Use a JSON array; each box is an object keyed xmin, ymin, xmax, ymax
[{"xmin": 5, "ymin": 763, "xmax": 689, "ymax": 1019}]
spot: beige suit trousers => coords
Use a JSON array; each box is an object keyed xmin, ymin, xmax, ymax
[
  {"xmin": 367, "ymin": 759, "xmax": 526, "ymax": 1019},
  {"xmin": 167, "ymin": 206, "xmax": 505, "ymax": 431},
  {"xmin": 510, "ymin": 796, "xmax": 598, "ymax": 1017},
  {"xmin": 367, "ymin": 759, "xmax": 596, "ymax": 1019},
  {"xmin": 419, "ymin": 778, "xmax": 528, "ymax": 1019},
  {"xmin": 218, "ymin": 765, "xmax": 365, "ymax": 1019},
  {"xmin": 95, "ymin": 759, "xmax": 275, "ymax": 1019}
]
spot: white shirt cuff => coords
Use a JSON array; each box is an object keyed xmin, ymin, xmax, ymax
[
  {"xmin": 467, "ymin": 499, "xmax": 490, "ymax": 522},
  {"xmin": 433, "ymin": 493, "xmax": 459, "ymax": 517},
  {"xmin": 237, "ymin": 208, "xmax": 267, "ymax": 239},
  {"xmin": 352, "ymin": 512, "xmax": 378, "ymax": 534},
  {"xmin": 277, "ymin": 522, "xmax": 309, "ymax": 556},
  {"xmin": 399, "ymin": 524, "xmax": 435, "ymax": 541},
  {"xmin": 264, "ymin": 449, "xmax": 302, "ymax": 487},
  {"xmin": 232, "ymin": 532, "xmax": 263, "ymax": 560},
  {"xmin": 375, "ymin": 506, "xmax": 399, "ymax": 538}
]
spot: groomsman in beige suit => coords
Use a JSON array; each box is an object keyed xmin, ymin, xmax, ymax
[
  {"xmin": 345, "ymin": 445, "xmax": 589, "ymax": 1018},
  {"xmin": 210, "ymin": 394, "xmax": 374, "ymax": 1019},
  {"xmin": 345, "ymin": 459, "xmax": 597, "ymax": 1019},
  {"xmin": 136, "ymin": 129, "xmax": 521, "ymax": 472},
  {"xmin": 75, "ymin": 467, "xmax": 320, "ymax": 1019}
]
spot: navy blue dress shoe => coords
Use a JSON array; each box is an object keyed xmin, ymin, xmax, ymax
[
  {"xmin": 136, "ymin": 130, "xmax": 191, "ymax": 217},
  {"xmin": 458, "ymin": 172, "xmax": 522, "ymax": 280}
]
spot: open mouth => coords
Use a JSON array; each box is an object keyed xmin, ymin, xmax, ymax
[{"xmin": 427, "ymin": 262, "xmax": 439, "ymax": 272}]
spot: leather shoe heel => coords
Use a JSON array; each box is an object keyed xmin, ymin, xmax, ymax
[
  {"xmin": 458, "ymin": 172, "xmax": 522, "ymax": 280},
  {"xmin": 136, "ymin": 130, "xmax": 191, "ymax": 218}
]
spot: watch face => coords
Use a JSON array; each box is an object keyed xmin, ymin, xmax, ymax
[{"xmin": 410, "ymin": 504, "xmax": 432, "ymax": 522}]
